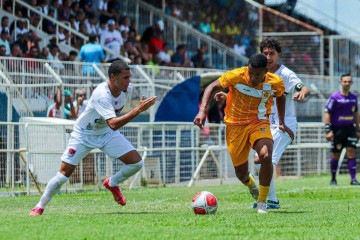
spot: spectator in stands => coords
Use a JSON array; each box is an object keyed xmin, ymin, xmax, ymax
[
  {"xmin": 63, "ymin": 50, "xmax": 78, "ymax": 74},
  {"xmin": 121, "ymin": 40, "xmax": 139, "ymax": 60},
  {"xmin": 119, "ymin": 16, "xmax": 130, "ymax": 33},
  {"xmin": 233, "ymin": 38, "xmax": 247, "ymax": 57},
  {"xmin": 79, "ymin": 0, "xmax": 95, "ymax": 18},
  {"xmin": 73, "ymin": 86, "xmax": 93, "ymax": 118},
  {"xmin": 38, "ymin": 0, "xmax": 49, "ymax": 15},
  {"xmin": 191, "ymin": 43, "xmax": 209, "ymax": 68},
  {"xmin": 0, "ymin": 16, "xmax": 10, "ymax": 39},
  {"xmin": 46, "ymin": 44, "xmax": 65, "ymax": 71},
  {"xmin": 324, "ymin": 73, "xmax": 360, "ymax": 186},
  {"xmin": 50, "ymin": 0, "xmax": 59, "ymax": 20},
  {"xmin": 13, "ymin": 19, "xmax": 29, "ymax": 41},
  {"xmin": 148, "ymin": 28, "xmax": 164, "ymax": 56},
  {"xmin": 0, "ymin": 29, "xmax": 11, "ymax": 56},
  {"xmin": 100, "ymin": 19, "xmax": 123, "ymax": 63},
  {"xmin": 98, "ymin": 0, "xmax": 111, "ymax": 24},
  {"xmin": 184, "ymin": 11, "xmax": 197, "ymax": 29},
  {"xmin": 47, "ymin": 86, "xmax": 75, "ymax": 119},
  {"xmin": 0, "ymin": 45, "xmax": 6, "ymax": 57},
  {"xmin": 138, "ymin": 42, "xmax": 153, "ymax": 65},
  {"xmin": 58, "ymin": 0, "xmax": 71, "ymax": 22},
  {"xmin": 157, "ymin": 42, "xmax": 171, "ymax": 65},
  {"xmin": 127, "ymin": 29, "xmax": 137, "ymax": 47},
  {"xmin": 140, "ymin": 20, "xmax": 162, "ymax": 45},
  {"xmin": 57, "ymin": 26, "xmax": 68, "ymax": 44},
  {"xmin": 107, "ymin": 0, "xmax": 122, "ymax": 23},
  {"xmin": 28, "ymin": 0, "xmax": 41, "ymax": 27},
  {"xmin": 171, "ymin": 44, "xmax": 192, "ymax": 67},
  {"xmin": 210, "ymin": 19, "xmax": 225, "ymax": 41},
  {"xmin": 69, "ymin": 1, "xmax": 80, "ymax": 19},
  {"xmin": 129, "ymin": 19, "xmax": 137, "ymax": 36},
  {"xmin": 29, "ymin": 59, "xmax": 157, "ymax": 216},
  {"xmin": 73, "ymin": 10, "xmax": 86, "ymax": 32},
  {"xmin": 86, "ymin": 13, "xmax": 98, "ymax": 36},
  {"xmin": 27, "ymin": 31, "xmax": 42, "ymax": 54},
  {"xmin": 25, "ymin": 46, "xmax": 41, "ymax": 71},
  {"xmin": 42, "ymin": 8, "xmax": 56, "ymax": 34},
  {"xmin": 79, "ymin": 34, "xmax": 106, "ymax": 75},
  {"xmin": 198, "ymin": 16, "xmax": 212, "ymax": 34},
  {"xmin": 121, "ymin": 30, "xmax": 128, "ymax": 43},
  {"xmin": 39, "ymin": 46, "xmax": 49, "ymax": 59},
  {"xmin": 10, "ymin": 43, "xmax": 23, "ymax": 58},
  {"xmin": 2, "ymin": 0, "xmax": 13, "ymax": 14},
  {"xmin": 224, "ymin": 19, "xmax": 241, "ymax": 36}
]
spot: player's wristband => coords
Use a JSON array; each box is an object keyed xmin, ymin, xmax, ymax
[{"xmin": 325, "ymin": 123, "xmax": 332, "ymax": 134}]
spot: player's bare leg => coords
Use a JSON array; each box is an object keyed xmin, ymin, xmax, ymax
[
  {"xmin": 253, "ymin": 138, "xmax": 273, "ymax": 213},
  {"xmin": 234, "ymin": 162, "xmax": 259, "ymax": 201},
  {"xmin": 30, "ymin": 162, "xmax": 76, "ymax": 216}
]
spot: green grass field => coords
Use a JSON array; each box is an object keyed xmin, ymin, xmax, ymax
[{"xmin": 1, "ymin": 174, "xmax": 360, "ymax": 240}]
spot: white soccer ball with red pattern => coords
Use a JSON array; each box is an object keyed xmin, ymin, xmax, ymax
[{"xmin": 191, "ymin": 191, "xmax": 218, "ymax": 215}]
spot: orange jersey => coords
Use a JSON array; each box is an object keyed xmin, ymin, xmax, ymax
[{"xmin": 219, "ymin": 66, "xmax": 285, "ymax": 125}]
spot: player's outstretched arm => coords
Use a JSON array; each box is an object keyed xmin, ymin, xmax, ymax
[
  {"xmin": 194, "ymin": 79, "xmax": 222, "ymax": 129},
  {"xmin": 292, "ymin": 84, "xmax": 310, "ymax": 101},
  {"xmin": 107, "ymin": 95, "xmax": 157, "ymax": 130}
]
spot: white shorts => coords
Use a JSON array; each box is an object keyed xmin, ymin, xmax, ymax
[
  {"xmin": 271, "ymin": 128, "xmax": 292, "ymax": 166},
  {"xmin": 61, "ymin": 130, "xmax": 135, "ymax": 166}
]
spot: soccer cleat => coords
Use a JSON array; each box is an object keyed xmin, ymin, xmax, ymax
[
  {"xmin": 103, "ymin": 178, "xmax": 126, "ymax": 206},
  {"xmin": 29, "ymin": 206, "xmax": 44, "ymax": 216},
  {"xmin": 257, "ymin": 201, "xmax": 268, "ymax": 213},
  {"xmin": 248, "ymin": 185, "xmax": 259, "ymax": 201},
  {"xmin": 267, "ymin": 200, "xmax": 280, "ymax": 209},
  {"xmin": 350, "ymin": 179, "xmax": 360, "ymax": 185},
  {"xmin": 248, "ymin": 173, "xmax": 259, "ymax": 201},
  {"xmin": 330, "ymin": 179, "xmax": 337, "ymax": 186},
  {"xmin": 252, "ymin": 200, "xmax": 280, "ymax": 209}
]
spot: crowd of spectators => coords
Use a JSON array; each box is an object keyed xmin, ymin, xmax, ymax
[
  {"xmin": 0, "ymin": 0, "xmax": 261, "ymax": 70},
  {"xmin": 0, "ymin": 0, "xmax": 354, "ymax": 77}
]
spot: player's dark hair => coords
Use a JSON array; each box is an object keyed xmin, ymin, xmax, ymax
[
  {"xmin": 340, "ymin": 73, "xmax": 351, "ymax": 80},
  {"xmin": 260, "ymin": 38, "xmax": 282, "ymax": 53},
  {"xmin": 248, "ymin": 53, "xmax": 267, "ymax": 69},
  {"xmin": 108, "ymin": 59, "xmax": 130, "ymax": 77}
]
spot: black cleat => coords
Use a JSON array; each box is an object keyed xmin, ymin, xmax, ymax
[
  {"xmin": 350, "ymin": 179, "xmax": 360, "ymax": 185},
  {"xmin": 330, "ymin": 179, "xmax": 337, "ymax": 186}
]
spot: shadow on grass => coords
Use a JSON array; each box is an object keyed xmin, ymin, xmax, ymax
[
  {"xmin": 270, "ymin": 211, "xmax": 308, "ymax": 214},
  {"xmin": 101, "ymin": 211, "xmax": 164, "ymax": 215}
]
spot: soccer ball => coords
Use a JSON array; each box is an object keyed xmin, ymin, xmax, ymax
[{"xmin": 191, "ymin": 191, "xmax": 218, "ymax": 215}]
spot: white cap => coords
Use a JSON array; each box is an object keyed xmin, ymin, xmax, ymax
[
  {"xmin": 107, "ymin": 19, "xmax": 115, "ymax": 25},
  {"xmin": 157, "ymin": 20, "xmax": 164, "ymax": 31}
]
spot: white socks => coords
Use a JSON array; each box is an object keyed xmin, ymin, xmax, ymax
[
  {"xmin": 37, "ymin": 172, "xmax": 69, "ymax": 209},
  {"xmin": 110, "ymin": 160, "xmax": 144, "ymax": 187},
  {"xmin": 255, "ymin": 163, "xmax": 277, "ymax": 202}
]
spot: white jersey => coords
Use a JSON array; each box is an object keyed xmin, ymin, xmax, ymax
[
  {"xmin": 100, "ymin": 29, "xmax": 123, "ymax": 61},
  {"xmin": 270, "ymin": 64, "xmax": 302, "ymax": 132},
  {"xmin": 73, "ymin": 82, "xmax": 129, "ymax": 135}
]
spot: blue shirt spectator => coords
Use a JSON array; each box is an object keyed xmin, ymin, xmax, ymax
[{"xmin": 79, "ymin": 34, "xmax": 106, "ymax": 75}]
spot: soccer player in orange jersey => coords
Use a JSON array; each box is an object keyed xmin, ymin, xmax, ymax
[{"xmin": 194, "ymin": 53, "xmax": 293, "ymax": 213}]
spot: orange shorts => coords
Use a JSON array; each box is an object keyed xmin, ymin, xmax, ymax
[{"xmin": 226, "ymin": 121, "xmax": 273, "ymax": 167}]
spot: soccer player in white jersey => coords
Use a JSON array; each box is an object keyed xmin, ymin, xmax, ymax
[
  {"xmin": 214, "ymin": 38, "xmax": 310, "ymax": 209},
  {"xmin": 29, "ymin": 60, "xmax": 157, "ymax": 216},
  {"xmin": 254, "ymin": 38, "xmax": 310, "ymax": 209}
]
